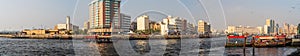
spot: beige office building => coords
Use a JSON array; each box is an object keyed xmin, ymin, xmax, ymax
[
  {"xmin": 198, "ymin": 20, "xmax": 211, "ymax": 34},
  {"xmin": 137, "ymin": 15, "xmax": 150, "ymax": 30}
]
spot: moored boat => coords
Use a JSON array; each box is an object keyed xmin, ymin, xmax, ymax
[
  {"xmin": 253, "ymin": 35, "xmax": 286, "ymax": 47},
  {"xmin": 292, "ymin": 35, "xmax": 300, "ymax": 45},
  {"xmin": 225, "ymin": 34, "xmax": 247, "ymax": 47}
]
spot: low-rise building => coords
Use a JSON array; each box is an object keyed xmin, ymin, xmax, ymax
[
  {"xmin": 149, "ymin": 21, "xmax": 161, "ymax": 31},
  {"xmin": 22, "ymin": 29, "xmax": 46, "ymax": 35},
  {"xmin": 55, "ymin": 24, "xmax": 79, "ymax": 33},
  {"xmin": 160, "ymin": 16, "xmax": 186, "ymax": 35},
  {"xmin": 186, "ymin": 23, "xmax": 197, "ymax": 34},
  {"xmin": 290, "ymin": 24, "xmax": 298, "ymax": 35},
  {"xmin": 84, "ymin": 21, "xmax": 90, "ymax": 30},
  {"xmin": 227, "ymin": 26, "xmax": 261, "ymax": 34},
  {"xmin": 22, "ymin": 29, "xmax": 69, "ymax": 35}
]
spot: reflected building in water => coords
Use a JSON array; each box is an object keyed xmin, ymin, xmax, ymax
[{"xmin": 97, "ymin": 43, "xmax": 119, "ymax": 56}]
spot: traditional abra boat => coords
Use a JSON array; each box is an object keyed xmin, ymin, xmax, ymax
[
  {"xmin": 225, "ymin": 34, "xmax": 247, "ymax": 47},
  {"xmin": 253, "ymin": 35, "xmax": 286, "ymax": 47},
  {"xmin": 292, "ymin": 35, "xmax": 300, "ymax": 45}
]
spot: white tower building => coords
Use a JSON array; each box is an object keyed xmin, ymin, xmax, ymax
[{"xmin": 66, "ymin": 16, "xmax": 71, "ymax": 30}]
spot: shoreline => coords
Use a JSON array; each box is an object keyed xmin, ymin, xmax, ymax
[{"xmin": 0, "ymin": 34, "xmax": 225, "ymax": 39}]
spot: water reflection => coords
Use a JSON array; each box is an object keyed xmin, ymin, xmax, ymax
[
  {"xmin": 0, "ymin": 37, "xmax": 297, "ymax": 55},
  {"xmin": 256, "ymin": 48, "xmax": 286, "ymax": 56},
  {"xmin": 94, "ymin": 37, "xmax": 298, "ymax": 56},
  {"xmin": 0, "ymin": 38, "xmax": 75, "ymax": 55},
  {"xmin": 164, "ymin": 39, "xmax": 181, "ymax": 56},
  {"xmin": 130, "ymin": 40, "xmax": 150, "ymax": 54},
  {"xmin": 97, "ymin": 43, "xmax": 119, "ymax": 56},
  {"xmin": 225, "ymin": 47, "xmax": 297, "ymax": 56}
]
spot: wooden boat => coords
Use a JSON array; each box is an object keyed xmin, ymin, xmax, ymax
[
  {"xmin": 253, "ymin": 35, "xmax": 286, "ymax": 47},
  {"xmin": 225, "ymin": 35, "xmax": 246, "ymax": 47},
  {"xmin": 292, "ymin": 35, "xmax": 300, "ymax": 45}
]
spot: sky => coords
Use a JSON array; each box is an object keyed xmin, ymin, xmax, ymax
[{"xmin": 0, "ymin": 0, "xmax": 299, "ymax": 31}]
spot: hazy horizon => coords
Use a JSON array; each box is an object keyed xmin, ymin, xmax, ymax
[{"xmin": 0, "ymin": 0, "xmax": 299, "ymax": 31}]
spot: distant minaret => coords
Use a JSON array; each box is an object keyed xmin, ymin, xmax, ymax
[{"xmin": 66, "ymin": 16, "xmax": 71, "ymax": 30}]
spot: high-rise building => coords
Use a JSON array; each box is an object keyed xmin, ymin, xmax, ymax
[
  {"xmin": 265, "ymin": 19, "xmax": 275, "ymax": 34},
  {"xmin": 88, "ymin": 0, "xmax": 121, "ymax": 35},
  {"xmin": 283, "ymin": 23, "xmax": 290, "ymax": 34},
  {"xmin": 275, "ymin": 23, "xmax": 279, "ymax": 34},
  {"xmin": 119, "ymin": 13, "xmax": 131, "ymax": 32},
  {"xmin": 66, "ymin": 16, "xmax": 71, "ymax": 30},
  {"xmin": 89, "ymin": 0, "xmax": 120, "ymax": 28},
  {"xmin": 198, "ymin": 20, "xmax": 211, "ymax": 34},
  {"xmin": 137, "ymin": 15, "xmax": 150, "ymax": 30},
  {"xmin": 298, "ymin": 23, "xmax": 300, "ymax": 34},
  {"xmin": 264, "ymin": 25, "xmax": 270, "ymax": 34}
]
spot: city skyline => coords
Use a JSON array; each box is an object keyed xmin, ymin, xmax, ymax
[{"xmin": 0, "ymin": 0, "xmax": 299, "ymax": 31}]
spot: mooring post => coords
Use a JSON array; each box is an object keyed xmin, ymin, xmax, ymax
[
  {"xmin": 252, "ymin": 36, "xmax": 255, "ymax": 56},
  {"xmin": 244, "ymin": 36, "xmax": 246, "ymax": 56}
]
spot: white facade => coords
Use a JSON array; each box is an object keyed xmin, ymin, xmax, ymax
[
  {"xmin": 56, "ymin": 24, "xmax": 78, "ymax": 31},
  {"xmin": 137, "ymin": 15, "xmax": 150, "ymax": 30},
  {"xmin": 264, "ymin": 25, "xmax": 269, "ymax": 34},
  {"xmin": 160, "ymin": 22, "xmax": 168, "ymax": 35},
  {"xmin": 66, "ymin": 16, "xmax": 71, "ymax": 30},
  {"xmin": 166, "ymin": 16, "xmax": 185, "ymax": 31},
  {"xmin": 227, "ymin": 26, "xmax": 261, "ymax": 34},
  {"xmin": 57, "ymin": 24, "xmax": 67, "ymax": 30},
  {"xmin": 160, "ymin": 16, "xmax": 186, "ymax": 35}
]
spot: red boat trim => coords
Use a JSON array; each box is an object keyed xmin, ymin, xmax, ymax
[{"xmin": 227, "ymin": 36, "xmax": 245, "ymax": 38}]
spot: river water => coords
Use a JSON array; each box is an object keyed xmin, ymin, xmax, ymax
[{"xmin": 0, "ymin": 37, "xmax": 298, "ymax": 56}]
